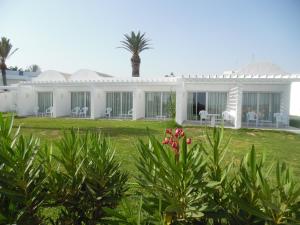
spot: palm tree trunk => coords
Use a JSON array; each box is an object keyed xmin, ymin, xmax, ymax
[
  {"xmin": 131, "ymin": 54, "xmax": 141, "ymax": 77},
  {"xmin": 1, "ymin": 67, "xmax": 7, "ymax": 86}
]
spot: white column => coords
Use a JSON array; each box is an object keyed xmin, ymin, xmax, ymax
[
  {"xmin": 54, "ymin": 89, "xmax": 70, "ymax": 117},
  {"xmin": 235, "ymin": 86, "xmax": 243, "ymax": 129},
  {"xmin": 94, "ymin": 89, "xmax": 106, "ymax": 118},
  {"xmin": 280, "ymin": 84, "xmax": 291, "ymax": 115},
  {"xmin": 133, "ymin": 89, "xmax": 145, "ymax": 120},
  {"xmin": 175, "ymin": 89, "xmax": 187, "ymax": 125}
]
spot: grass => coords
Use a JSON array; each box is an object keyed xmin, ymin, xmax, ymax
[{"xmin": 10, "ymin": 116, "xmax": 300, "ymax": 179}]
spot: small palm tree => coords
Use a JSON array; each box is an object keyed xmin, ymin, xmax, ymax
[
  {"xmin": 0, "ymin": 37, "xmax": 18, "ymax": 86},
  {"xmin": 119, "ymin": 31, "xmax": 151, "ymax": 77}
]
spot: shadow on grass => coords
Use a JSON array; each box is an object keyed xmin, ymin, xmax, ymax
[{"xmin": 18, "ymin": 126, "xmax": 159, "ymax": 138}]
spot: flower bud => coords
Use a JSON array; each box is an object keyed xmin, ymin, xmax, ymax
[{"xmin": 186, "ymin": 138, "xmax": 192, "ymax": 144}]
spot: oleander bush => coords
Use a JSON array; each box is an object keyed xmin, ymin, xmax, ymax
[
  {"xmin": 128, "ymin": 127, "xmax": 300, "ymax": 225},
  {"xmin": 0, "ymin": 114, "xmax": 128, "ymax": 225},
  {"xmin": 0, "ymin": 114, "xmax": 47, "ymax": 224},
  {"xmin": 0, "ymin": 113, "xmax": 299, "ymax": 224}
]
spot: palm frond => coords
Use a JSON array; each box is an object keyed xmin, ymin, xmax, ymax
[
  {"xmin": 118, "ymin": 31, "xmax": 152, "ymax": 54},
  {"xmin": 0, "ymin": 37, "xmax": 18, "ymax": 61}
]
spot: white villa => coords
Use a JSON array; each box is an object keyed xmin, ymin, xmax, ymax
[{"xmin": 1, "ymin": 63, "xmax": 299, "ymax": 129}]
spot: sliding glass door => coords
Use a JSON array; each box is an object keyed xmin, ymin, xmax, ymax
[
  {"xmin": 106, "ymin": 92, "xmax": 133, "ymax": 117},
  {"xmin": 187, "ymin": 92, "xmax": 227, "ymax": 120},
  {"xmin": 37, "ymin": 92, "xmax": 53, "ymax": 113},
  {"xmin": 242, "ymin": 92, "xmax": 280, "ymax": 122},
  {"xmin": 71, "ymin": 92, "xmax": 91, "ymax": 116},
  {"xmin": 145, "ymin": 92, "xmax": 174, "ymax": 118},
  {"xmin": 207, "ymin": 92, "xmax": 227, "ymax": 114}
]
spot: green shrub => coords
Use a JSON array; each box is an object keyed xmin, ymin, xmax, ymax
[
  {"xmin": 46, "ymin": 130, "xmax": 128, "ymax": 224},
  {"xmin": 0, "ymin": 113, "xmax": 128, "ymax": 224},
  {"xmin": 133, "ymin": 127, "xmax": 300, "ymax": 225},
  {"xmin": 290, "ymin": 116, "xmax": 300, "ymax": 128},
  {"xmin": 0, "ymin": 114, "xmax": 47, "ymax": 224},
  {"xmin": 135, "ymin": 128, "xmax": 207, "ymax": 224}
]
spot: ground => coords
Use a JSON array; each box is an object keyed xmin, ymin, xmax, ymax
[{"xmin": 10, "ymin": 116, "xmax": 300, "ymax": 179}]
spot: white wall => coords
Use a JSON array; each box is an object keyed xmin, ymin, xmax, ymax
[
  {"xmin": 0, "ymin": 91, "xmax": 17, "ymax": 112},
  {"xmin": 290, "ymin": 82, "xmax": 300, "ymax": 116},
  {"xmin": 16, "ymin": 87, "xmax": 35, "ymax": 116},
  {"xmin": 54, "ymin": 89, "xmax": 70, "ymax": 117},
  {"xmin": 93, "ymin": 89, "xmax": 106, "ymax": 118},
  {"xmin": 133, "ymin": 89, "xmax": 145, "ymax": 120}
]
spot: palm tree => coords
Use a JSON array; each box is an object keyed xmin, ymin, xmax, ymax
[
  {"xmin": 0, "ymin": 37, "xmax": 18, "ymax": 86},
  {"xmin": 119, "ymin": 31, "xmax": 151, "ymax": 77}
]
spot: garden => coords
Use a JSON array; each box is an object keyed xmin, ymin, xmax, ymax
[{"xmin": 0, "ymin": 114, "xmax": 300, "ymax": 224}]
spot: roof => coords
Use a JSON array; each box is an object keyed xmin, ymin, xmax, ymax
[
  {"xmin": 237, "ymin": 62, "xmax": 288, "ymax": 75},
  {"xmin": 33, "ymin": 69, "xmax": 113, "ymax": 82},
  {"xmin": 69, "ymin": 69, "xmax": 113, "ymax": 81},
  {"xmin": 33, "ymin": 70, "xmax": 71, "ymax": 82}
]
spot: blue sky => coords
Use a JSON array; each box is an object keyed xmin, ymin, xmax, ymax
[{"xmin": 1, "ymin": 0, "xmax": 300, "ymax": 77}]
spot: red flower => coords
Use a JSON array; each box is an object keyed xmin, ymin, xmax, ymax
[{"xmin": 166, "ymin": 128, "xmax": 172, "ymax": 134}]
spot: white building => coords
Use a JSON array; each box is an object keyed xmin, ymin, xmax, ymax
[{"xmin": 0, "ymin": 64, "xmax": 299, "ymax": 129}]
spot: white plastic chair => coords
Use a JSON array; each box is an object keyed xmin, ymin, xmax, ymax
[
  {"xmin": 222, "ymin": 111, "xmax": 232, "ymax": 124},
  {"xmin": 128, "ymin": 109, "xmax": 133, "ymax": 117},
  {"xmin": 71, "ymin": 107, "xmax": 80, "ymax": 117},
  {"xmin": 274, "ymin": 112, "xmax": 289, "ymax": 128},
  {"xmin": 79, "ymin": 107, "xmax": 88, "ymax": 118},
  {"xmin": 105, "ymin": 107, "xmax": 112, "ymax": 118},
  {"xmin": 199, "ymin": 110, "xmax": 209, "ymax": 124},
  {"xmin": 45, "ymin": 106, "xmax": 53, "ymax": 117},
  {"xmin": 246, "ymin": 111, "xmax": 257, "ymax": 127}
]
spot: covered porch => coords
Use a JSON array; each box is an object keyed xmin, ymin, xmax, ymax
[
  {"xmin": 186, "ymin": 91, "xmax": 235, "ymax": 127},
  {"xmin": 241, "ymin": 92, "xmax": 289, "ymax": 128}
]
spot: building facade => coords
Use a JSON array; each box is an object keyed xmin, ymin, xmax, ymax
[{"xmin": 0, "ymin": 69, "xmax": 299, "ymax": 129}]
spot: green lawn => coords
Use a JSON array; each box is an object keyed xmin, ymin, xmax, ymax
[{"xmin": 11, "ymin": 116, "xmax": 300, "ymax": 179}]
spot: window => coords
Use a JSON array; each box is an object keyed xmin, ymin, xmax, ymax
[
  {"xmin": 37, "ymin": 92, "xmax": 53, "ymax": 113},
  {"xmin": 145, "ymin": 92, "xmax": 174, "ymax": 118},
  {"xmin": 106, "ymin": 92, "xmax": 133, "ymax": 117},
  {"xmin": 71, "ymin": 92, "xmax": 91, "ymax": 116},
  {"xmin": 187, "ymin": 92, "xmax": 227, "ymax": 120},
  {"xmin": 242, "ymin": 92, "xmax": 281, "ymax": 122}
]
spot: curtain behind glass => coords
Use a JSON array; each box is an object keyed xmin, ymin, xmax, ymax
[
  {"xmin": 271, "ymin": 93, "xmax": 280, "ymax": 122},
  {"xmin": 122, "ymin": 92, "xmax": 133, "ymax": 115},
  {"xmin": 242, "ymin": 92, "xmax": 281, "ymax": 122},
  {"xmin": 187, "ymin": 92, "xmax": 194, "ymax": 120},
  {"xmin": 161, "ymin": 92, "xmax": 171, "ymax": 117},
  {"xmin": 242, "ymin": 92, "xmax": 257, "ymax": 122},
  {"xmin": 71, "ymin": 92, "xmax": 90, "ymax": 116},
  {"xmin": 258, "ymin": 93, "xmax": 271, "ymax": 120},
  {"xmin": 106, "ymin": 92, "xmax": 133, "ymax": 117},
  {"xmin": 38, "ymin": 92, "xmax": 53, "ymax": 113},
  {"xmin": 145, "ymin": 92, "xmax": 160, "ymax": 118},
  {"xmin": 207, "ymin": 92, "xmax": 227, "ymax": 114}
]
